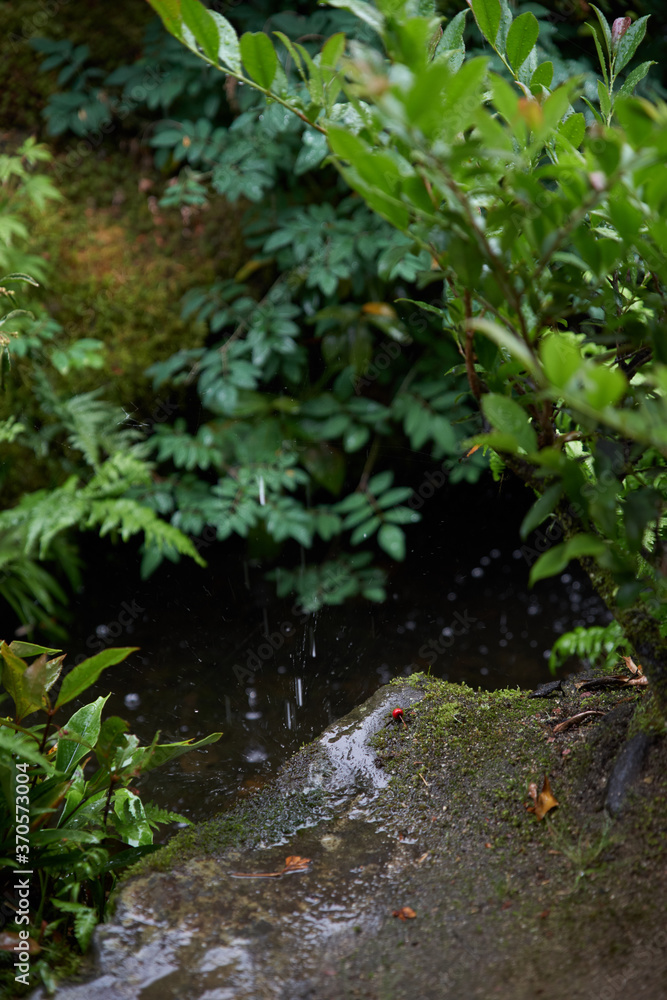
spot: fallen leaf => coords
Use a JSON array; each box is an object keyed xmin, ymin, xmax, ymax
[
  {"xmin": 392, "ymin": 906, "xmax": 416, "ymax": 920},
  {"xmin": 622, "ymin": 656, "xmax": 643, "ymax": 676},
  {"xmin": 283, "ymin": 855, "xmax": 311, "ymax": 873},
  {"xmin": 230, "ymin": 855, "xmax": 311, "ymax": 878},
  {"xmin": 552, "ymin": 710, "xmax": 605, "ymax": 734},
  {"xmin": 416, "ymin": 852, "xmax": 429, "ymax": 864},
  {"xmin": 526, "ymin": 775, "xmax": 559, "ymax": 821}
]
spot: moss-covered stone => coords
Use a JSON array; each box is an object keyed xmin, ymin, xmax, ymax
[{"xmin": 36, "ymin": 675, "xmax": 667, "ymax": 1000}]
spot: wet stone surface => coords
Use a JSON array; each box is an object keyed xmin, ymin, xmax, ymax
[{"xmin": 34, "ymin": 677, "xmax": 667, "ymax": 1000}]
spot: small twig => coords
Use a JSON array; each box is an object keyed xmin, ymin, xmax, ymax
[{"xmin": 552, "ymin": 711, "xmax": 605, "ymax": 734}]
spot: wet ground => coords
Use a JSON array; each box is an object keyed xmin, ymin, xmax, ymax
[{"xmin": 61, "ymin": 474, "xmax": 612, "ymax": 825}]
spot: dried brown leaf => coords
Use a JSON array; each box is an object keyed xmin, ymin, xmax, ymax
[
  {"xmin": 526, "ymin": 775, "xmax": 559, "ymax": 821},
  {"xmin": 392, "ymin": 906, "xmax": 416, "ymax": 920}
]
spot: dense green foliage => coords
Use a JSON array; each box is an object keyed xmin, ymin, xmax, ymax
[
  {"xmin": 139, "ymin": 0, "xmax": 667, "ymax": 701},
  {"xmin": 0, "ymin": 639, "xmax": 220, "ymax": 994}
]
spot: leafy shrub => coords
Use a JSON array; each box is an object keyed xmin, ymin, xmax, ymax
[
  {"xmin": 145, "ymin": 0, "xmax": 667, "ymax": 702},
  {"xmin": 0, "ymin": 639, "xmax": 221, "ymax": 994},
  {"xmin": 0, "ymin": 144, "xmax": 205, "ymax": 632}
]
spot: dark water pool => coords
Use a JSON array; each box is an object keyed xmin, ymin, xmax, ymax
[{"xmin": 57, "ymin": 475, "xmax": 609, "ymax": 825}]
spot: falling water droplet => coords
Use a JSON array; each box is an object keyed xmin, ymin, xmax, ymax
[
  {"xmin": 258, "ymin": 475, "xmax": 266, "ymax": 506},
  {"xmin": 295, "ymin": 676, "xmax": 303, "ymax": 707},
  {"xmin": 285, "ymin": 701, "xmax": 293, "ymax": 729},
  {"xmin": 310, "ymin": 628, "xmax": 316, "ymax": 658}
]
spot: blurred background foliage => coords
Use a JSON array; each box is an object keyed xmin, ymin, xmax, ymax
[{"xmin": 0, "ymin": 0, "xmax": 665, "ymax": 633}]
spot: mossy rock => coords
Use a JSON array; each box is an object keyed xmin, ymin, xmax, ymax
[{"xmin": 30, "ymin": 674, "xmax": 667, "ymax": 1000}]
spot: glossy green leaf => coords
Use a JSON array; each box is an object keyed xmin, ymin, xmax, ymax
[
  {"xmin": 615, "ymin": 16, "xmax": 650, "ymax": 74},
  {"xmin": 506, "ymin": 11, "xmax": 539, "ymax": 71},
  {"xmin": 240, "ymin": 32, "xmax": 278, "ymax": 89},
  {"xmin": 531, "ymin": 61, "xmax": 553, "ymax": 91},
  {"xmin": 55, "ymin": 696, "xmax": 109, "ymax": 776},
  {"xmin": 209, "ymin": 11, "xmax": 242, "ymax": 73},
  {"xmin": 589, "ymin": 5, "xmax": 612, "ymax": 58},
  {"xmin": 618, "ymin": 60, "xmax": 655, "ymax": 98},
  {"xmin": 529, "ymin": 534, "xmax": 606, "ymax": 585},
  {"xmin": 55, "ymin": 647, "xmax": 138, "ymax": 709},
  {"xmin": 469, "ymin": 0, "xmax": 501, "ymax": 46},
  {"xmin": 181, "ymin": 0, "xmax": 219, "ymax": 61},
  {"xmin": 558, "ymin": 112, "xmax": 586, "ymax": 148}
]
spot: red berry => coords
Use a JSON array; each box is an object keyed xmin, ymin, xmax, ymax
[{"xmin": 392, "ymin": 707, "xmax": 404, "ymax": 720}]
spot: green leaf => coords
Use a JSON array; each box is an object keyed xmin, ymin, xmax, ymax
[
  {"xmin": 506, "ymin": 11, "xmax": 539, "ymax": 71},
  {"xmin": 52, "ymin": 901, "xmax": 98, "ymax": 952},
  {"xmin": 530, "ymin": 61, "xmax": 553, "ymax": 91},
  {"xmin": 145, "ymin": 0, "xmax": 185, "ymax": 41},
  {"xmin": 181, "ymin": 0, "xmax": 219, "ymax": 61},
  {"xmin": 520, "ymin": 483, "xmax": 563, "ymax": 540},
  {"xmin": 540, "ymin": 336, "xmax": 581, "ymax": 388},
  {"xmin": 434, "ymin": 9, "xmax": 467, "ymax": 70},
  {"xmin": 378, "ymin": 523, "xmax": 406, "ymax": 561},
  {"xmin": 467, "ymin": 317, "xmax": 539, "ymax": 375},
  {"xmin": 8, "ymin": 641, "xmax": 61, "ymax": 657},
  {"xmin": 120, "ymin": 732, "xmax": 223, "ymax": 774},
  {"xmin": 589, "ymin": 5, "xmax": 612, "ymax": 59},
  {"xmin": 481, "ymin": 394, "xmax": 537, "ymax": 454},
  {"xmin": 55, "ymin": 647, "xmax": 138, "ymax": 709},
  {"xmin": 55, "ymin": 696, "xmax": 109, "ymax": 776},
  {"xmin": 470, "ymin": 0, "xmax": 501, "ymax": 46},
  {"xmin": 618, "ymin": 60, "xmax": 655, "ymax": 98},
  {"xmin": 368, "ymin": 470, "xmax": 393, "ymax": 494},
  {"xmin": 529, "ymin": 534, "xmax": 606, "ymax": 585},
  {"xmin": 326, "ymin": 0, "xmax": 385, "ymax": 35},
  {"xmin": 597, "ymin": 79, "xmax": 611, "ymax": 120},
  {"xmin": 210, "ymin": 11, "xmax": 242, "ymax": 74},
  {"xmin": 614, "ymin": 16, "xmax": 649, "ymax": 74},
  {"xmin": 558, "ymin": 112, "xmax": 586, "ymax": 148},
  {"xmin": 240, "ymin": 31, "xmax": 278, "ymax": 89},
  {"xmin": 112, "ymin": 788, "xmax": 153, "ymax": 847}
]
